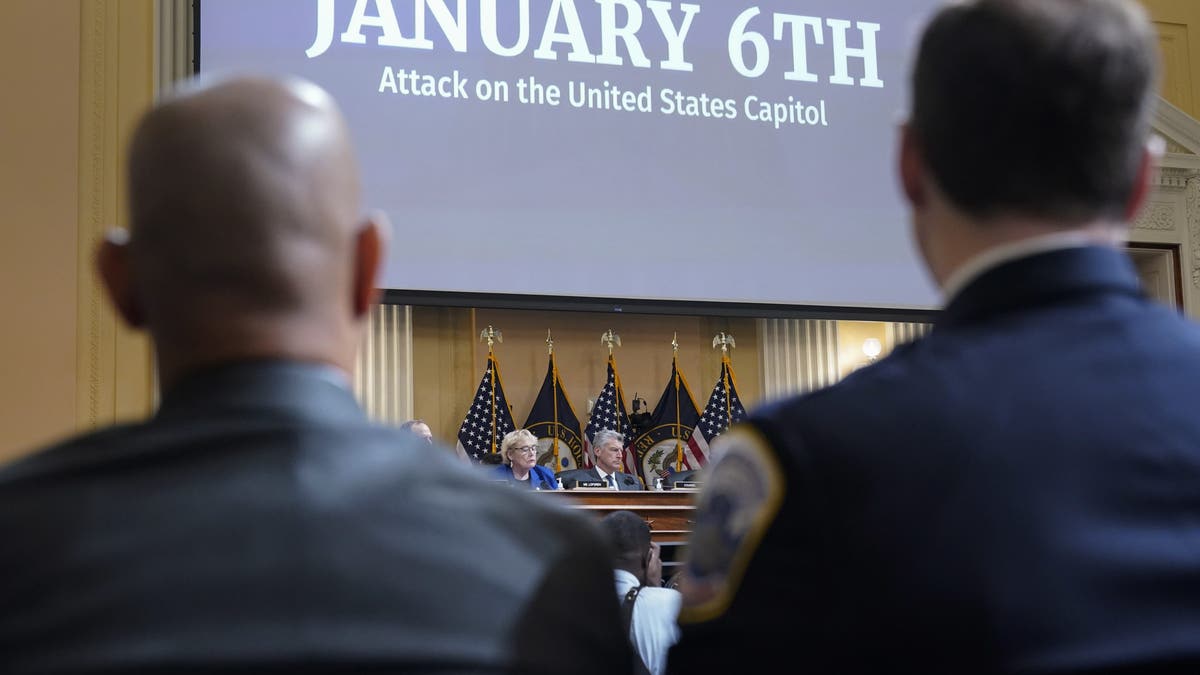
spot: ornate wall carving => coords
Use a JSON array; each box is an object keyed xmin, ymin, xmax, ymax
[
  {"xmin": 1133, "ymin": 202, "xmax": 1179, "ymax": 232},
  {"xmin": 1188, "ymin": 176, "xmax": 1200, "ymax": 289}
]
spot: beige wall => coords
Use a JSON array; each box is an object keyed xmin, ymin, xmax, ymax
[
  {"xmin": 0, "ymin": 1, "xmax": 155, "ymax": 463},
  {"xmin": 0, "ymin": 2, "xmax": 82, "ymax": 458}
]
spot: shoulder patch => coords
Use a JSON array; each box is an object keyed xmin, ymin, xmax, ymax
[{"xmin": 677, "ymin": 425, "xmax": 785, "ymax": 623}]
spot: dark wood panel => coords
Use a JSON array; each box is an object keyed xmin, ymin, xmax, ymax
[{"xmin": 538, "ymin": 490, "xmax": 698, "ymax": 579}]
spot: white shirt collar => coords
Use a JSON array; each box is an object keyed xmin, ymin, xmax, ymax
[
  {"xmin": 940, "ymin": 231, "xmax": 1103, "ymax": 306},
  {"xmin": 614, "ymin": 568, "xmax": 641, "ymax": 589}
]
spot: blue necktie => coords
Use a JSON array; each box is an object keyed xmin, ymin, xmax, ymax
[{"xmin": 607, "ymin": 474, "xmax": 616, "ymax": 488}]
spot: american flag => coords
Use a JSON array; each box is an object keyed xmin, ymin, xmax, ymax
[
  {"xmin": 455, "ymin": 352, "xmax": 516, "ymax": 462},
  {"xmin": 583, "ymin": 355, "xmax": 637, "ymax": 473},
  {"xmin": 685, "ymin": 355, "xmax": 748, "ymax": 466}
]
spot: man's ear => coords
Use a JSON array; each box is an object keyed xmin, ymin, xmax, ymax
[
  {"xmin": 352, "ymin": 211, "xmax": 390, "ymax": 318},
  {"xmin": 1124, "ymin": 136, "xmax": 1164, "ymax": 222},
  {"xmin": 899, "ymin": 123, "xmax": 927, "ymax": 210},
  {"xmin": 95, "ymin": 229, "xmax": 145, "ymax": 329}
]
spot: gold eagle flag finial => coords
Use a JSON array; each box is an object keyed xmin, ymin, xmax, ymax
[
  {"xmin": 601, "ymin": 329, "xmax": 622, "ymax": 356},
  {"xmin": 712, "ymin": 332, "xmax": 736, "ymax": 355},
  {"xmin": 479, "ymin": 325, "xmax": 503, "ymax": 350}
]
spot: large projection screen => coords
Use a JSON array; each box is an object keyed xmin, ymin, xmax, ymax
[{"xmin": 198, "ymin": 0, "xmax": 942, "ymax": 311}]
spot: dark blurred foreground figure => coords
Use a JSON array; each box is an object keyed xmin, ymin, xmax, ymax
[
  {"xmin": 671, "ymin": 1, "xmax": 1200, "ymax": 673},
  {"xmin": 0, "ymin": 76, "xmax": 631, "ymax": 675},
  {"xmin": 600, "ymin": 511, "xmax": 680, "ymax": 675}
]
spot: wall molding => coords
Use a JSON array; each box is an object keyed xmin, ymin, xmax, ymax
[
  {"xmin": 78, "ymin": 2, "xmax": 109, "ymax": 428},
  {"xmin": 1153, "ymin": 166, "xmax": 1197, "ymax": 189},
  {"xmin": 757, "ymin": 319, "xmax": 839, "ymax": 399},
  {"xmin": 76, "ymin": 1, "xmax": 155, "ymax": 430},
  {"xmin": 1188, "ymin": 177, "xmax": 1200, "ymax": 290},
  {"xmin": 354, "ymin": 305, "xmax": 414, "ymax": 424},
  {"xmin": 1155, "ymin": 95, "xmax": 1200, "ymax": 156},
  {"xmin": 889, "ymin": 322, "xmax": 933, "ymax": 346},
  {"xmin": 1148, "ymin": 99, "xmax": 1200, "ymax": 316},
  {"xmin": 155, "ymin": 0, "xmax": 193, "ymax": 95}
]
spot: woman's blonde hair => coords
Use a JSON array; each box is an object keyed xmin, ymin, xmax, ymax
[{"xmin": 500, "ymin": 428, "xmax": 539, "ymax": 465}]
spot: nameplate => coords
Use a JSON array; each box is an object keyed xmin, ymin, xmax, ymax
[
  {"xmin": 673, "ymin": 481, "xmax": 701, "ymax": 489},
  {"xmin": 575, "ymin": 480, "xmax": 606, "ymax": 489}
]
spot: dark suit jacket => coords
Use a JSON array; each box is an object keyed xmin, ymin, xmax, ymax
[
  {"xmin": 670, "ymin": 247, "xmax": 1200, "ymax": 674},
  {"xmin": 558, "ymin": 468, "xmax": 643, "ymax": 491},
  {"xmin": 0, "ymin": 361, "xmax": 633, "ymax": 675}
]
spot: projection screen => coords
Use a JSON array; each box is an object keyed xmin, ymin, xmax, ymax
[{"xmin": 198, "ymin": 0, "xmax": 942, "ymax": 311}]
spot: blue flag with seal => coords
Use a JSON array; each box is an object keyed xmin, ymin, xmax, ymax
[
  {"xmin": 631, "ymin": 355, "xmax": 702, "ymax": 484},
  {"xmin": 522, "ymin": 352, "xmax": 584, "ymax": 472},
  {"xmin": 455, "ymin": 351, "xmax": 516, "ymax": 462}
]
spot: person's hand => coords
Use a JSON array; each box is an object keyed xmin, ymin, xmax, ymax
[{"xmin": 646, "ymin": 542, "xmax": 664, "ymax": 587}]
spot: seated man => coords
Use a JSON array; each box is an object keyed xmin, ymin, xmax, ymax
[
  {"xmin": 559, "ymin": 429, "xmax": 643, "ymax": 490},
  {"xmin": 0, "ymin": 76, "xmax": 632, "ymax": 674},
  {"xmin": 398, "ymin": 418, "xmax": 434, "ymax": 446},
  {"xmin": 600, "ymin": 511, "xmax": 681, "ymax": 675}
]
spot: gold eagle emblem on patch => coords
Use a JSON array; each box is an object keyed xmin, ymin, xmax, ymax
[{"xmin": 677, "ymin": 425, "xmax": 784, "ymax": 623}]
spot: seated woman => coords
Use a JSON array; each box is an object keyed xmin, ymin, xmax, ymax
[{"xmin": 490, "ymin": 429, "xmax": 560, "ymax": 490}]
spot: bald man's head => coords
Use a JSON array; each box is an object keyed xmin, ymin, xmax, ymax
[{"xmin": 100, "ymin": 77, "xmax": 387, "ymax": 387}]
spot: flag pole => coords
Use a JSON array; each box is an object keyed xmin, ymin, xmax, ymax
[
  {"xmin": 547, "ymin": 329, "xmax": 560, "ymax": 469},
  {"xmin": 481, "ymin": 325, "xmax": 503, "ymax": 455},
  {"xmin": 713, "ymin": 332, "xmax": 737, "ymax": 434},
  {"xmin": 601, "ymin": 329, "xmax": 627, "ymax": 470},
  {"xmin": 673, "ymin": 333, "xmax": 683, "ymax": 472},
  {"xmin": 601, "ymin": 329, "xmax": 622, "ymax": 437},
  {"xmin": 723, "ymin": 357, "xmax": 733, "ymax": 427}
]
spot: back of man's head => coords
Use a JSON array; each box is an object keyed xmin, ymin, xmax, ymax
[
  {"xmin": 600, "ymin": 510, "xmax": 651, "ymax": 576},
  {"xmin": 100, "ymin": 76, "xmax": 387, "ymax": 388},
  {"xmin": 911, "ymin": 0, "xmax": 1159, "ymax": 223}
]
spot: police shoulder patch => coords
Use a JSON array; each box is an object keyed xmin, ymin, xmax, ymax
[{"xmin": 677, "ymin": 425, "xmax": 785, "ymax": 623}]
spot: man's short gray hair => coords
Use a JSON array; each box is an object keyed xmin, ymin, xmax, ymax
[{"xmin": 591, "ymin": 429, "xmax": 625, "ymax": 450}]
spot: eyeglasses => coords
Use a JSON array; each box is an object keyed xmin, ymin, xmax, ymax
[{"xmin": 513, "ymin": 445, "xmax": 539, "ymax": 455}]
